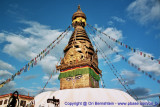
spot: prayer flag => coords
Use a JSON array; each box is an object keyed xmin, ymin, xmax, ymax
[
  {"xmin": 151, "ymin": 57, "xmax": 154, "ymax": 60},
  {"xmin": 11, "ymin": 75, "xmax": 15, "ymax": 81},
  {"xmin": 6, "ymin": 78, "xmax": 11, "ymax": 83},
  {"xmin": 34, "ymin": 60, "xmax": 37, "ymax": 65},
  {"xmin": 0, "ymin": 83, "xmax": 5, "ymax": 88},
  {"xmin": 28, "ymin": 64, "xmax": 30, "ymax": 71},
  {"xmin": 125, "ymin": 58, "xmax": 127, "ymax": 62},
  {"xmin": 31, "ymin": 63, "xmax": 34, "ymax": 67},
  {"xmin": 134, "ymin": 49, "xmax": 136, "ymax": 52},
  {"xmin": 24, "ymin": 64, "xmax": 28, "ymax": 72},
  {"xmin": 149, "ymin": 74, "xmax": 152, "ymax": 78},
  {"xmin": 40, "ymin": 56, "xmax": 42, "ymax": 61}
]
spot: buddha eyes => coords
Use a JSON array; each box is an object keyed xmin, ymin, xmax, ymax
[
  {"xmin": 66, "ymin": 77, "xmax": 73, "ymax": 81},
  {"xmin": 66, "ymin": 75, "xmax": 82, "ymax": 81},
  {"xmin": 75, "ymin": 75, "xmax": 82, "ymax": 79}
]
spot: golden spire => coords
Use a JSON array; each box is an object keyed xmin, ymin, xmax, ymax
[
  {"xmin": 72, "ymin": 5, "xmax": 86, "ymax": 28},
  {"xmin": 77, "ymin": 5, "xmax": 82, "ymax": 12}
]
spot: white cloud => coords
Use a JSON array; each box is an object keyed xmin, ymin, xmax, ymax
[
  {"xmin": 107, "ymin": 21, "xmax": 114, "ymax": 26},
  {"xmin": 0, "ymin": 60, "xmax": 15, "ymax": 71},
  {"xmin": 39, "ymin": 55, "xmax": 58, "ymax": 75},
  {"xmin": 91, "ymin": 26, "xmax": 123, "ymax": 59},
  {"xmin": 0, "ymin": 80, "xmax": 16, "ymax": 95},
  {"xmin": 36, "ymin": 86, "xmax": 58, "ymax": 92},
  {"xmin": 112, "ymin": 16, "xmax": 125, "ymax": 23},
  {"xmin": 128, "ymin": 52, "xmax": 160, "ymax": 75},
  {"xmin": 43, "ymin": 74, "xmax": 59, "ymax": 85},
  {"xmin": 112, "ymin": 55, "xmax": 121, "ymax": 63},
  {"xmin": 2, "ymin": 20, "xmax": 71, "ymax": 74},
  {"xmin": 132, "ymin": 87, "xmax": 151, "ymax": 96},
  {"xmin": 121, "ymin": 70, "xmax": 140, "ymax": 79},
  {"xmin": 0, "ymin": 33, "xmax": 5, "ymax": 43},
  {"xmin": 138, "ymin": 93, "xmax": 160, "ymax": 99},
  {"xmin": 0, "ymin": 70, "xmax": 12, "ymax": 78},
  {"xmin": 127, "ymin": 0, "xmax": 160, "ymax": 25},
  {"xmin": 111, "ymin": 69, "xmax": 140, "ymax": 85},
  {"xmin": 3, "ymin": 34, "xmax": 37, "ymax": 60},
  {"xmin": 0, "ymin": 79, "xmax": 36, "ymax": 96},
  {"xmin": 23, "ymin": 75, "xmax": 38, "ymax": 80}
]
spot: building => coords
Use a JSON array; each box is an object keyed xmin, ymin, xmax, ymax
[
  {"xmin": 0, "ymin": 93, "xmax": 34, "ymax": 107},
  {"xmin": 34, "ymin": 5, "xmax": 142, "ymax": 107}
]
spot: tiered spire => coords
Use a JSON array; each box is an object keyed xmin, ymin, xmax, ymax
[{"xmin": 56, "ymin": 5, "xmax": 101, "ymax": 90}]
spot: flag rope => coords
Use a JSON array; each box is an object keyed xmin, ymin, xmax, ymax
[
  {"xmin": 87, "ymin": 24, "xmax": 160, "ymax": 85},
  {"xmin": 0, "ymin": 24, "xmax": 72, "ymax": 89},
  {"xmin": 86, "ymin": 26, "xmax": 139, "ymax": 100},
  {"xmin": 87, "ymin": 24, "xmax": 160, "ymax": 65}
]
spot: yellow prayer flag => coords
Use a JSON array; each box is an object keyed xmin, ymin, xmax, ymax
[{"xmin": 0, "ymin": 83, "xmax": 4, "ymax": 88}]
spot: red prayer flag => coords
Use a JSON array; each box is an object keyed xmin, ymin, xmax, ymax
[
  {"xmin": 126, "ymin": 45, "xmax": 128, "ymax": 48},
  {"xmin": 140, "ymin": 52, "xmax": 142, "ymax": 55}
]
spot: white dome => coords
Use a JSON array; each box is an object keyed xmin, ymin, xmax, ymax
[{"xmin": 34, "ymin": 88, "xmax": 142, "ymax": 107}]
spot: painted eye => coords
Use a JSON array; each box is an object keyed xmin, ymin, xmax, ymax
[
  {"xmin": 75, "ymin": 74, "xmax": 82, "ymax": 79},
  {"xmin": 66, "ymin": 77, "xmax": 73, "ymax": 81}
]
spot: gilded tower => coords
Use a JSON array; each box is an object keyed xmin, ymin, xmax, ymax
[{"xmin": 56, "ymin": 5, "xmax": 101, "ymax": 90}]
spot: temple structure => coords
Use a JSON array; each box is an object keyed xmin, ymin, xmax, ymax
[{"xmin": 56, "ymin": 5, "xmax": 101, "ymax": 90}]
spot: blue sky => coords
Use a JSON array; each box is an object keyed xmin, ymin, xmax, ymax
[{"xmin": 0, "ymin": 0, "xmax": 160, "ymax": 104}]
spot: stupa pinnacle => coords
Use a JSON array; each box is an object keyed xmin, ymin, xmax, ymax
[{"xmin": 56, "ymin": 5, "xmax": 101, "ymax": 90}]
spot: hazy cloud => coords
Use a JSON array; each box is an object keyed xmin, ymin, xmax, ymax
[
  {"xmin": 112, "ymin": 16, "xmax": 125, "ymax": 23},
  {"xmin": 0, "ymin": 70, "xmax": 12, "ymax": 79},
  {"xmin": 132, "ymin": 87, "xmax": 150, "ymax": 96},
  {"xmin": 2, "ymin": 20, "xmax": 71, "ymax": 74},
  {"xmin": 127, "ymin": 0, "xmax": 160, "ymax": 25},
  {"xmin": 128, "ymin": 52, "xmax": 160, "ymax": 76},
  {"xmin": 91, "ymin": 26, "xmax": 123, "ymax": 59},
  {"xmin": 23, "ymin": 75, "xmax": 38, "ymax": 80},
  {"xmin": 112, "ymin": 69, "xmax": 140, "ymax": 85},
  {"xmin": 43, "ymin": 74, "xmax": 59, "ymax": 85},
  {"xmin": 0, "ymin": 33, "xmax": 5, "ymax": 43},
  {"xmin": 0, "ymin": 60, "xmax": 15, "ymax": 71},
  {"xmin": 138, "ymin": 93, "xmax": 160, "ymax": 99},
  {"xmin": 112, "ymin": 55, "xmax": 121, "ymax": 63}
]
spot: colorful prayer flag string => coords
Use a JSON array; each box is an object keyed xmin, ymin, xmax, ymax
[
  {"xmin": 87, "ymin": 24, "xmax": 160, "ymax": 65},
  {"xmin": 0, "ymin": 25, "xmax": 72, "ymax": 88},
  {"xmin": 87, "ymin": 25, "xmax": 160, "ymax": 85},
  {"xmin": 87, "ymin": 26, "xmax": 139, "ymax": 100}
]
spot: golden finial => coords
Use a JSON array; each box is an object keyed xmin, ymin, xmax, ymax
[{"xmin": 77, "ymin": 5, "xmax": 82, "ymax": 11}]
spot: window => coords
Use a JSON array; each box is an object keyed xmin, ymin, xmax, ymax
[
  {"xmin": 4, "ymin": 99, "xmax": 8, "ymax": 104},
  {"xmin": 20, "ymin": 100, "xmax": 26, "ymax": 106},
  {"xmin": 0, "ymin": 100, "xmax": 3, "ymax": 105}
]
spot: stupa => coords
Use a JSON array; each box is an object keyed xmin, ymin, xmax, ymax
[{"xmin": 34, "ymin": 5, "xmax": 142, "ymax": 107}]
